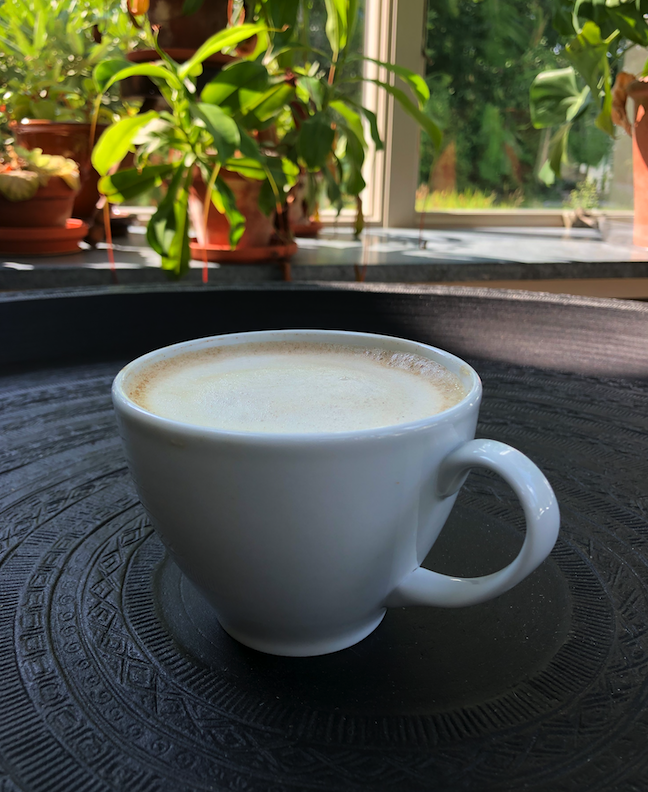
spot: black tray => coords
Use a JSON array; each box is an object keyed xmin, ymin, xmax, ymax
[{"xmin": 2, "ymin": 284, "xmax": 648, "ymax": 791}]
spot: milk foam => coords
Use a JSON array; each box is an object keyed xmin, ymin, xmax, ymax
[{"xmin": 127, "ymin": 342, "xmax": 467, "ymax": 433}]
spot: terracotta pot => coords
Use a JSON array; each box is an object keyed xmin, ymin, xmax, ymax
[
  {"xmin": 147, "ymin": 0, "xmax": 229, "ymax": 49},
  {"xmin": 11, "ymin": 120, "xmax": 109, "ymax": 219},
  {"xmin": 0, "ymin": 176, "xmax": 78, "ymax": 228},
  {"xmin": 189, "ymin": 170, "xmax": 275, "ymax": 250},
  {"xmin": 628, "ymin": 80, "xmax": 648, "ymax": 247}
]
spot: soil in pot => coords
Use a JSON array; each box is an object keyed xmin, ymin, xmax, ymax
[
  {"xmin": 0, "ymin": 176, "xmax": 78, "ymax": 228},
  {"xmin": 11, "ymin": 120, "xmax": 108, "ymax": 219},
  {"xmin": 189, "ymin": 170, "xmax": 275, "ymax": 250}
]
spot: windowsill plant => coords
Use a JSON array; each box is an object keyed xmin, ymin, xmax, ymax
[
  {"xmin": 0, "ymin": 0, "xmax": 143, "ymax": 217},
  {"xmin": 529, "ymin": 0, "xmax": 648, "ymax": 181},
  {"xmin": 0, "ymin": 144, "xmax": 80, "ymax": 228},
  {"xmin": 92, "ymin": 0, "xmax": 441, "ymax": 277},
  {"xmin": 529, "ymin": 1, "xmax": 648, "ymax": 244}
]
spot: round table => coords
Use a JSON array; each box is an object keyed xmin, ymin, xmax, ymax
[{"xmin": 2, "ymin": 284, "xmax": 648, "ymax": 791}]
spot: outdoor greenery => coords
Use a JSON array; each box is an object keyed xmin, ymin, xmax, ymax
[
  {"xmin": 415, "ymin": 186, "xmax": 522, "ymax": 211},
  {"xmin": 419, "ymin": 0, "xmax": 614, "ymax": 207}
]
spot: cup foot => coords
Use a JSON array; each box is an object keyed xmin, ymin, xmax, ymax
[{"xmin": 217, "ymin": 612, "xmax": 387, "ymax": 657}]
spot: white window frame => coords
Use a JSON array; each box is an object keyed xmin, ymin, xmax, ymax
[
  {"xmin": 319, "ymin": 0, "xmax": 426, "ymax": 228},
  {"xmin": 322, "ymin": 0, "xmax": 614, "ymax": 230}
]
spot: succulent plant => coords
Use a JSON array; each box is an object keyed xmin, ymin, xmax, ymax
[{"xmin": 0, "ymin": 145, "xmax": 80, "ymax": 200}]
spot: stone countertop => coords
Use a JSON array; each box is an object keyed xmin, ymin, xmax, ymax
[{"xmin": 2, "ymin": 220, "xmax": 648, "ymax": 290}]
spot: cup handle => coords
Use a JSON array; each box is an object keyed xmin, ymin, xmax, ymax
[{"xmin": 385, "ymin": 439, "xmax": 560, "ymax": 608}]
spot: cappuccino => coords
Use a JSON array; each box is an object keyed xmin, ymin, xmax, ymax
[{"xmin": 127, "ymin": 341, "xmax": 467, "ymax": 434}]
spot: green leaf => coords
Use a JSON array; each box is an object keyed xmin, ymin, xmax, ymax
[
  {"xmin": 30, "ymin": 99, "xmax": 57, "ymax": 120},
  {"xmin": 91, "ymin": 111, "xmax": 159, "ymax": 176},
  {"xmin": 93, "ymin": 63, "xmax": 183, "ymax": 94},
  {"xmin": 347, "ymin": 0, "xmax": 360, "ymax": 49},
  {"xmin": 237, "ymin": 129, "xmax": 262, "ymax": 159},
  {"xmin": 355, "ymin": 104, "xmax": 383, "ymax": 151},
  {"xmin": 337, "ymin": 121, "xmax": 365, "ymax": 196},
  {"xmin": 191, "ymin": 103, "xmax": 240, "ymax": 161},
  {"xmin": 353, "ymin": 56, "xmax": 430, "ymax": 107},
  {"xmin": 87, "ymin": 38, "xmax": 114, "ymax": 66},
  {"xmin": 99, "ymin": 164, "xmax": 177, "ymax": 203},
  {"xmin": 324, "ymin": 0, "xmax": 344, "ymax": 58},
  {"xmin": 321, "ymin": 163, "xmax": 343, "ymax": 214},
  {"xmin": 66, "ymin": 24, "xmax": 85, "ymax": 57},
  {"xmin": 93, "ymin": 58, "xmax": 134, "ymax": 94},
  {"xmin": 565, "ymin": 21, "xmax": 609, "ymax": 99},
  {"xmin": 367, "ymin": 79, "xmax": 442, "ymax": 151},
  {"xmin": 264, "ymin": 156, "xmax": 300, "ymax": 192},
  {"xmin": 245, "ymin": 82, "xmax": 295, "ymax": 123},
  {"xmin": 33, "ymin": 10, "xmax": 46, "ymax": 51},
  {"xmin": 530, "ymin": 68, "xmax": 591, "ymax": 128},
  {"xmin": 214, "ymin": 174, "xmax": 246, "ymax": 248},
  {"xmin": 147, "ymin": 167, "xmax": 192, "ymax": 277},
  {"xmin": 222, "ymin": 157, "xmax": 267, "ymax": 180},
  {"xmin": 0, "ymin": 170, "xmax": 40, "ymax": 201},
  {"xmin": 178, "ymin": 23, "xmax": 268, "ymax": 80},
  {"xmin": 565, "ymin": 21, "xmax": 615, "ymax": 138},
  {"xmin": 297, "ymin": 116, "xmax": 335, "ymax": 170},
  {"xmin": 330, "ymin": 100, "xmax": 366, "ymax": 151},
  {"xmin": 263, "ymin": 0, "xmax": 300, "ymax": 52},
  {"xmin": 200, "ymin": 61, "xmax": 269, "ymax": 108},
  {"xmin": 296, "ymin": 76, "xmax": 328, "ymax": 111},
  {"xmin": 258, "ymin": 179, "xmax": 277, "ymax": 217},
  {"xmin": 548, "ymin": 123, "xmax": 572, "ymax": 179},
  {"xmin": 537, "ymin": 158, "xmax": 556, "ymax": 186},
  {"xmin": 595, "ymin": 82, "xmax": 614, "ymax": 136},
  {"xmin": 573, "ymin": 0, "xmax": 648, "ymax": 46}
]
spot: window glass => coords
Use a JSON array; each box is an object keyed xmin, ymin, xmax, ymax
[{"xmin": 416, "ymin": 0, "xmax": 617, "ymax": 213}]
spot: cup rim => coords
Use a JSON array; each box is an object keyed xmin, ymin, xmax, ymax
[{"xmin": 112, "ymin": 329, "xmax": 483, "ymax": 442}]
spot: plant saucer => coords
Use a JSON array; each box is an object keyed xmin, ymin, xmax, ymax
[
  {"xmin": 0, "ymin": 218, "xmax": 88, "ymax": 256},
  {"xmin": 291, "ymin": 221, "xmax": 323, "ymax": 238},
  {"xmin": 189, "ymin": 240, "xmax": 298, "ymax": 263}
]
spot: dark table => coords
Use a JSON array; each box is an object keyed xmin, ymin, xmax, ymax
[{"xmin": 2, "ymin": 284, "xmax": 648, "ymax": 791}]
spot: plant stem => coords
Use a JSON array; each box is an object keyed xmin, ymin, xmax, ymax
[{"xmin": 201, "ymin": 162, "xmax": 220, "ymax": 283}]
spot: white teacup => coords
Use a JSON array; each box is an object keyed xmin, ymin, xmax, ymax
[{"xmin": 112, "ymin": 330, "xmax": 560, "ymax": 657}]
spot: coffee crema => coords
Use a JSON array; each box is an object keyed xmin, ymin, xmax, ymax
[{"xmin": 126, "ymin": 341, "xmax": 467, "ymax": 434}]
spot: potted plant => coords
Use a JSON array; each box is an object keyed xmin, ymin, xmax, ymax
[
  {"xmin": 239, "ymin": 0, "xmax": 441, "ymax": 236},
  {"xmin": 0, "ymin": 0, "xmax": 143, "ymax": 218},
  {"xmin": 121, "ymin": 0, "xmax": 242, "ymax": 110},
  {"xmin": 130, "ymin": 0, "xmax": 231, "ymax": 50},
  {"xmin": 92, "ymin": 1, "xmax": 441, "ymax": 276},
  {"xmin": 0, "ymin": 144, "xmax": 86, "ymax": 254},
  {"xmin": 529, "ymin": 0, "xmax": 648, "ymax": 244},
  {"xmin": 92, "ymin": 21, "xmax": 299, "ymax": 276}
]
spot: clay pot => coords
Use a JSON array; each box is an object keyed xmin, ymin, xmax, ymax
[
  {"xmin": 11, "ymin": 120, "xmax": 109, "ymax": 219},
  {"xmin": 189, "ymin": 170, "xmax": 275, "ymax": 250},
  {"xmin": 0, "ymin": 176, "xmax": 78, "ymax": 228},
  {"xmin": 628, "ymin": 79, "xmax": 648, "ymax": 247},
  {"xmin": 147, "ymin": 0, "xmax": 229, "ymax": 49}
]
